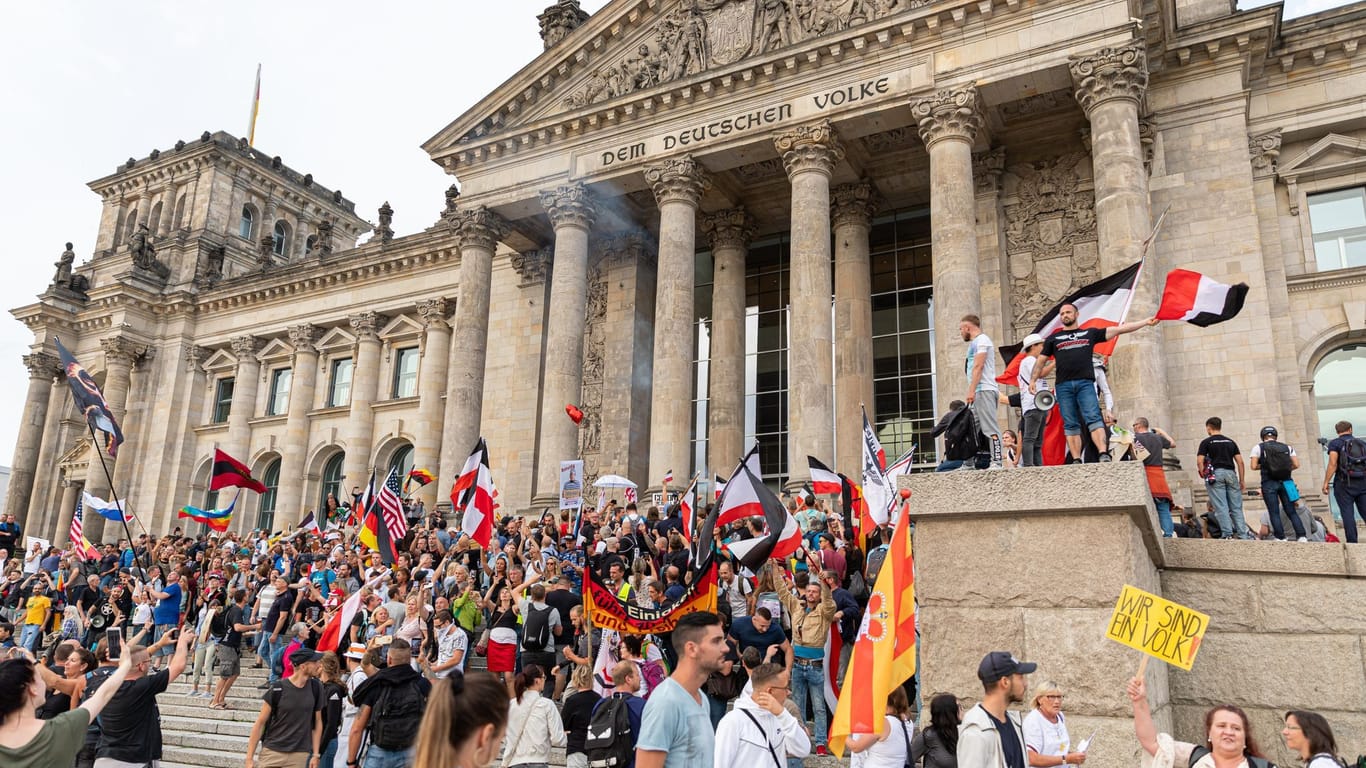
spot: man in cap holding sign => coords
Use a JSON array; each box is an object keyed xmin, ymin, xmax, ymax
[{"xmin": 959, "ymin": 651, "xmax": 1037, "ymax": 768}]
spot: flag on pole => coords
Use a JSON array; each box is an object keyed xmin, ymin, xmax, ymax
[
  {"xmin": 678, "ymin": 475, "xmax": 698, "ymax": 545},
  {"xmin": 82, "ymin": 492, "xmax": 133, "ymax": 523},
  {"xmin": 713, "ymin": 474, "xmax": 727, "ymax": 500},
  {"xmin": 54, "ymin": 338, "xmax": 124, "ymax": 457},
  {"xmin": 1155, "ymin": 269, "xmax": 1249, "ymax": 327},
  {"xmin": 406, "ymin": 468, "xmax": 435, "ymax": 489},
  {"xmin": 210, "ymin": 448, "xmax": 268, "ymax": 493},
  {"xmin": 806, "ymin": 457, "xmax": 842, "ymax": 496},
  {"xmin": 247, "ymin": 63, "xmax": 262, "ymax": 146},
  {"xmin": 661, "ymin": 469, "xmax": 674, "ymax": 488},
  {"xmin": 861, "ymin": 406, "xmax": 893, "ymax": 527},
  {"xmin": 454, "ymin": 438, "xmax": 495, "ymax": 550},
  {"xmin": 357, "ymin": 473, "xmax": 379, "ymax": 549},
  {"xmin": 178, "ymin": 495, "xmax": 238, "ymax": 532},
  {"xmin": 298, "ymin": 510, "xmax": 321, "ymax": 533},
  {"xmin": 318, "ymin": 572, "xmax": 384, "ymax": 653},
  {"xmin": 68, "ymin": 498, "xmax": 99, "ymax": 560},
  {"xmin": 377, "ymin": 469, "xmax": 408, "ymax": 543},
  {"xmin": 715, "ymin": 447, "xmax": 802, "ymax": 569}
]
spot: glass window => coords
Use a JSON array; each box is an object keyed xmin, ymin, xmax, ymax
[
  {"xmin": 267, "ymin": 368, "xmax": 292, "ymax": 416},
  {"xmin": 1308, "ymin": 187, "xmax": 1366, "ymax": 271},
  {"xmin": 272, "ymin": 221, "xmax": 288, "ymax": 256},
  {"xmin": 328, "ymin": 358, "xmax": 353, "ymax": 407},
  {"xmin": 1315, "ymin": 345, "xmax": 1366, "ymax": 523},
  {"xmin": 239, "ymin": 206, "xmax": 255, "ymax": 239},
  {"xmin": 320, "ymin": 452, "xmax": 345, "ymax": 512},
  {"xmin": 389, "ymin": 444, "xmax": 414, "ymax": 479},
  {"xmin": 257, "ymin": 459, "xmax": 281, "ymax": 531},
  {"xmin": 196, "ymin": 488, "xmax": 220, "ymax": 535},
  {"xmin": 212, "ymin": 377, "xmax": 234, "ymax": 423},
  {"xmin": 392, "ymin": 347, "xmax": 419, "ymax": 399}
]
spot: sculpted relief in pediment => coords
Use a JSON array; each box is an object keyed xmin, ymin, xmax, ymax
[{"xmin": 565, "ymin": 0, "xmax": 923, "ymax": 108}]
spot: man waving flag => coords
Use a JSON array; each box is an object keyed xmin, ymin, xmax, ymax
[{"xmin": 453, "ymin": 438, "xmax": 496, "ymax": 550}]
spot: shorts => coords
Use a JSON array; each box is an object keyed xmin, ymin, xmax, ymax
[
  {"xmin": 255, "ymin": 748, "xmax": 309, "ymax": 768},
  {"xmin": 216, "ymin": 645, "xmax": 241, "ymax": 678},
  {"xmin": 1055, "ymin": 379, "xmax": 1103, "ymax": 436}
]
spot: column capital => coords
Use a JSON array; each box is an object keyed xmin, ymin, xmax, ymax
[
  {"xmin": 971, "ymin": 148, "xmax": 1007, "ymax": 195},
  {"xmin": 830, "ymin": 181, "xmax": 880, "ymax": 230},
  {"xmin": 453, "ymin": 206, "xmax": 508, "ymax": 251},
  {"xmin": 229, "ymin": 334, "xmax": 263, "ymax": 361},
  {"xmin": 416, "ymin": 298, "xmax": 453, "ymax": 329},
  {"xmin": 348, "ymin": 311, "xmax": 389, "ymax": 341},
  {"xmin": 539, "ymin": 183, "xmax": 598, "ymax": 232},
  {"xmin": 773, "ymin": 120, "xmax": 845, "ymax": 178},
  {"xmin": 101, "ymin": 336, "xmax": 147, "ymax": 368},
  {"xmin": 644, "ymin": 155, "xmax": 712, "ymax": 207},
  {"xmin": 1249, "ymin": 129, "xmax": 1282, "ymax": 178},
  {"xmin": 288, "ymin": 323, "xmax": 322, "ymax": 352},
  {"xmin": 510, "ymin": 249, "xmax": 551, "ymax": 286},
  {"xmin": 184, "ymin": 345, "xmax": 209, "ymax": 373},
  {"xmin": 701, "ymin": 207, "xmax": 756, "ymax": 251},
  {"xmin": 910, "ymin": 87, "xmax": 984, "ymax": 148},
  {"xmin": 22, "ymin": 352, "xmax": 60, "ymax": 380},
  {"xmin": 1068, "ymin": 42, "xmax": 1148, "ymax": 114}
]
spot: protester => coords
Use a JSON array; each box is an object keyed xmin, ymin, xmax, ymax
[
  {"xmin": 1322, "ymin": 420, "xmax": 1366, "ymax": 543},
  {"xmin": 245, "ymin": 647, "xmax": 324, "ymax": 768},
  {"xmin": 410, "ymin": 673, "xmax": 509, "ymax": 768},
  {"xmin": 519, "ymin": 584, "xmax": 562, "ymax": 676},
  {"xmin": 1281, "ymin": 710, "xmax": 1344, "ymax": 768},
  {"xmin": 930, "ymin": 400, "xmax": 979, "ymax": 471},
  {"xmin": 1022, "ymin": 680, "xmax": 1086, "ymax": 767},
  {"xmin": 959, "ymin": 652, "xmax": 1034, "ymax": 768},
  {"xmin": 94, "ymin": 629, "xmax": 193, "ymax": 767},
  {"xmin": 560, "ymin": 664, "xmax": 600, "ymax": 768},
  {"xmin": 778, "ymin": 555, "xmax": 837, "ymax": 755},
  {"xmin": 960, "ymin": 314, "xmax": 1004, "ymax": 468},
  {"xmin": 485, "ymin": 587, "xmax": 520, "ymax": 698},
  {"xmin": 847, "ymin": 686, "xmax": 914, "ymax": 768},
  {"xmin": 346, "ymin": 641, "xmax": 432, "ymax": 768},
  {"xmin": 0, "ymin": 648, "xmax": 133, "ymax": 764},
  {"xmin": 713, "ymin": 661, "xmax": 810, "ymax": 767},
  {"xmin": 501, "ymin": 664, "xmax": 566, "ymax": 768},
  {"xmin": 1127, "ymin": 676, "xmax": 1271, "ymax": 767},
  {"xmin": 1197, "ymin": 417, "xmax": 1251, "ymax": 539},
  {"xmin": 1015, "ymin": 333, "xmax": 1047, "ymax": 467},
  {"xmin": 336, "ymin": 644, "xmax": 371, "ymax": 768},
  {"xmin": 635, "ymin": 611, "xmax": 725, "ymax": 768},
  {"xmin": 213, "ymin": 588, "xmax": 258, "ymax": 709},
  {"xmin": 704, "ymin": 634, "xmax": 742, "ymax": 728},
  {"xmin": 1132, "ymin": 418, "xmax": 1177, "ymax": 537},
  {"xmin": 729, "ymin": 606, "xmax": 790, "ymax": 667},
  {"xmin": 1249, "ymin": 426, "xmax": 1308, "ymax": 541},
  {"xmin": 319, "ymin": 652, "xmax": 347, "ymax": 768},
  {"xmin": 912, "ymin": 693, "xmax": 961, "ymax": 768},
  {"xmin": 424, "ymin": 610, "xmax": 466, "ymax": 679}
]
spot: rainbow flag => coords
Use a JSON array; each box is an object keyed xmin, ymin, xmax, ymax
[{"xmin": 178, "ymin": 494, "xmax": 237, "ymax": 532}]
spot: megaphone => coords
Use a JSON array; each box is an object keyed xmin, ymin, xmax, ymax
[{"xmin": 1035, "ymin": 386, "xmax": 1056, "ymax": 411}]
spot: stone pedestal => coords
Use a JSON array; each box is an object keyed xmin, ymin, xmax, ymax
[
  {"xmin": 903, "ymin": 463, "xmax": 1168, "ymax": 768},
  {"xmin": 831, "ymin": 182, "xmax": 877, "ymax": 475},
  {"xmin": 776, "ymin": 122, "xmax": 843, "ymax": 486},
  {"xmin": 646, "ymin": 157, "xmax": 709, "ymax": 493},
  {"xmin": 280, "ymin": 325, "xmax": 320, "ymax": 521},
  {"xmin": 6, "ymin": 353, "xmax": 59, "ymax": 529},
  {"xmin": 342, "ymin": 313, "xmax": 387, "ymax": 493},
  {"xmin": 414, "ymin": 298, "xmax": 453, "ymax": 512},
  {"xmin": 702, "ymin": 208, "xmax": 753, "ymax": 477},
  {"xmin": 533, "ymin": 184, "xmax": 597, "ymax": 506},
  {"xmin": 912, "ymin": 88, "xmax": 984, "ymax": 417}
]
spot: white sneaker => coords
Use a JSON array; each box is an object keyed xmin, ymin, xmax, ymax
[{"xmin": 1297, "ymin": 537, "xmax": 1308, "ymax": 542}]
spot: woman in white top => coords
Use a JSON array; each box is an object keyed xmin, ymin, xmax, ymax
[
  {"xmin": 847, "ymin": 686, "xmax": 914, "ymax": 768},
  {"xmin": 1128, "ymin": 677, "xmax": 1275, "ymax": 768},
  {"xmin": 1023, "ymin": 680, "xmax": 1086, "ymax": 766},
  {"xmin": 501, "ymin": 664, "xmax": 566, "ymax": 768},
  {"xmin": 1282, "ymin": 710, "xmax": 1344, "ymax": 768}
]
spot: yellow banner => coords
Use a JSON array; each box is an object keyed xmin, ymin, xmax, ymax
[{"xmin": 1105, "ymin": 584, "xmax": 1209, "ymax": 671}]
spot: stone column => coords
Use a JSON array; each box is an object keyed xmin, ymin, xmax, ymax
[
  {"xmin": 832, "ymin": 182, "xmax": 879, "ymax": 475},
  {"xmin": 52, "ymin": 478, "xmax": 82, "ymax": 549},
  {"xmin": 775, "ymin": 121, "xmax": 843, "ymax": 486},
  {"xmin": 158, "ymin": 183, "xmax": 180, "ymax": 235},
  {"xmin": 438, "ymin": 208, "xmax": 507, "ymax": 500},
  {"xmin": 533, "ymin": 184, "xmax": 597, "ymax": 505},
  {"xmin": 342, "ymin": 312, "xmax": 387, "ymax": 491},
  {"xmin": 82, "ymin": 336, "xmax": 142, "ymax": 542},
  {"xmin": 911, "ymin": 87, "xmax": 984, "ymax": 416},
  {"xmin": 415, "ymin": 298, "xmax": 452, "ymax": 511},
  {"xmin": 280, "ymin": 324, "xmax": 320, "ymax": 521},
  {"xmin": 6, "ymin": 353, "xmax": 59, "ymax": 529},
  {"xmin": 645, "ymin": 157, "xmax": 711, "ymax": 493},
  {"xmin": 1070, "ymin": 43, "xmax": 1168, "ymax": 425},
  {"xmin": 222, "ymin": 335, "xmax": 261, "ymax": 532},
  {"xmin": 702, "ymin": 208, "xmax": 753, "ymax": 477}
]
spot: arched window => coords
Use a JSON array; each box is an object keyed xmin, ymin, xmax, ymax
[
  {"xmin": 239, "ymin": 205, "xmax": 256, "ymax": 239},
  {"xmin": 197, "ymin": 487, "xmax": 220, "ymax": 536},
  {"xmin": 149, "ymin": 202, "xmax": 163, "ymax": 231},
  {"xmin": 305, "ymin": 234, "xmax": 318, "ymax": 255},
  {"xmin": 173, "ymin": 195, "xmax": 187, "ymax": 230},
  {"xmin": 125, "ymin": 210, "xmax": 139, "ymax": 240},
  {"xmin": 320, "ymin": 451, "xmax": 346, "ymax": 511},
  {"xmin": 257, "ymin": 458, "xmax": 281, "ymax": 531},
  {"xmin": 389, "ymin": 444, "xmax": 414, "ymax": 480},
  {"xmin": 1315, "ymin": 345, "xmax": 1366, "ymax": 520},
  {"xmin": 272, "ymin": 220, "xmax": 289, "ymax": 256}
]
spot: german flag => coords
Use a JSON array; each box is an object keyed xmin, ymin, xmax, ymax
[
  {"xmin": 210, "ymin": 448, "xmax": 267, "ymax": 493},
  {"xmin": 406, "ymin": 468, "xmax": 435, "ymax": 489}
]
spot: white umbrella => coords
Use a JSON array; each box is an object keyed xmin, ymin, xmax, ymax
[{"xmin": 593, "ymin": 474, "xmax": 637, "ymax": 489}]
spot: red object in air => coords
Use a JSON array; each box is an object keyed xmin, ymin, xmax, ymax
[
  {"xmin": 899, "ymin": 488, "xmax": 912, "ymax": 500},
  {"xmin": 566, "ymin": 404, "xmax": 584, "ymax": 424}
]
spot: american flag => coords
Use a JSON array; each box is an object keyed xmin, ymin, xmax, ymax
[
  {"xmin": 68, "ymin": 498, "xmax": 98, "ymax": 560},
  {"xmin": 377, "ymin": 469, "xmax": 408, "ymax": 542}
]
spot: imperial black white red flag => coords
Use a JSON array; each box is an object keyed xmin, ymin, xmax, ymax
[
  {"xmin": 1155, "ymin": 269, "xmax": 1249, "ymax": 327},
  {"xmin": 807, "ymin": 457, "xmax": 842, "ymax": 496}
]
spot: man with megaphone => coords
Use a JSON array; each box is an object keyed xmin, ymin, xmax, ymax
[{"xmin": 1015, "ymin": 333, "xmax": 1048, "ymax": 466}]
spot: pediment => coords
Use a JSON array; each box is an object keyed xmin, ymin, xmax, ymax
[
  {"xmin": 256, "ymin": 338, "xmax": 295, "ymax": 363},
  {"xmin": 201, "ymin": 348, "xmax": 238, "ymax": 373},
  {"xmin": 378, "ymin": 314, "xmax": 423, "ymax": 341},
  {"xmin": 316, "ymin": 327, "xmax": 357, "ymax": 352},
  {"xmin": 424, "ymin": 0, "xmax": 924, "ymax": 165},
  {"xmin": 58, "ymin": 438, "xmax": 92, "ymax": 467},
  {"xmin": 1279, "ymin": 133, "xmax": 1366, "ymax": 180}
]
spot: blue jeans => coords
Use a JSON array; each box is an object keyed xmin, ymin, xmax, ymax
[
  {"xmin": 791, "ymin": 661, "xmax": 827, "ymax": 747},
  {"xmin": 152, "ymin": 623, "xmax": 177, "ymax": 658},
  {"xmin": 320, "ymin": 740, "xmax": 338, "ymax": 768},
  {"xmin": 1054, "ymin": 380, "xmax": 1103, "ymax": 437},
  {"xmin": 364, "ymin": 745, "xmax": 414, "ymax": 768},
  {"xmin": 1261, "ymin": 479, "xmax": 1305, "ymax": 539},
  {"xmin": 1154, "ymin": 498, "xmax": 1174, "ymax": 538},
  {"xmin": 1208, "ymin": 469, "xmax": 1250, "ymax": 539},
  {"xmin": 19, "ymin": 623, "xmax": 42, "ymax": 652},
  {"xmin": 1334, "ymin": 482, "xmax": 1366, "ymax": 543},
  {"xmin": 269, "ymin": 640, "xmax": 287, "ymax": 682}
]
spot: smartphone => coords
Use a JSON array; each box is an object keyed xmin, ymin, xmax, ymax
[
  {"xmin": 409, "ymin": 637, "xmax": 422, "ymax": 655},
  {"xmin": 106, "ymin": 628, "xmax": 123, "ymax": 661}
]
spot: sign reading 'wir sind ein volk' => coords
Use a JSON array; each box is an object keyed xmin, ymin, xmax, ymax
[{"xmin": 1105, "ymin": 584, "xmax": 1210, "ymax": 671}]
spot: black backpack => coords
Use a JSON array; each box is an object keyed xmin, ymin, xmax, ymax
[
  {"xmin": 1341, "ymin": 438, "xmax": 1366, "ymax": 482},
  {"xmin": 368, "ymin": 680, "xmax": 425, "ymax": 750},
  {"xmin": 1260, "ymin": 441, "xmax": 1294, "ymax": 481},
  {"xmin": 586, "ymin": 695, "xmax": 635, "ymax": 768},
  {"xmin": 1189, "ymin": 747, "xmax": 1274, "ymax": 768},
  {"xmin": 522, "ymin": 605, "xmax": 553, "ymax": 652}
]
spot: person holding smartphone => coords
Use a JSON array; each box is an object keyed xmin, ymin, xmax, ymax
[
  {"xmin": 94, "ymin": 627, "xmax": 194, "ymax": 766},
  {"xmin": 0, "ymin": 645, "xmax": 135, "ymax": 764}
]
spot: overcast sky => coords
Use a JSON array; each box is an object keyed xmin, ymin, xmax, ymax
[{"xmin": 0, "ymin": 0, "xmax": 1342, "ymax": 476}]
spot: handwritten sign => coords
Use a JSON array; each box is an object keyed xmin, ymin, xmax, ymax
[{"xmin": 1105, "ymin": 585, "xmax": 1209, "ymax": 671}]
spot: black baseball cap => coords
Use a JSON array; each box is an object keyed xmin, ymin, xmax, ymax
[
  {"xmin": 978, "ymin": 651, "xmax": 1037, "ymax": 683},
  {"xmin": 288, "ymin": 648, "xmax": 324, "ymax": 666}
]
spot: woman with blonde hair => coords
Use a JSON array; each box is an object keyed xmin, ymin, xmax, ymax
[
  {"xmin": 560, "ymin": 664, "xmax": 600, "ymax": 768},
  {"xmin": 411, "ymin": 672, "xmax": 510, "ymax": 768},
  {"xmin": 1024, "ymin": 681, "xmax": 1086, "ymax": 766}
]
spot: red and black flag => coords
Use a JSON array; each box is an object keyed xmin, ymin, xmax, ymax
[
  {"xmin": 55, "ymin": 338, "xmax": 124, "ymax": 457},
  {"xmin": 210, "ymin": 448, "xmax": 268, "ymax": 493},
  {"xmin": 807, "ymin": 457, "xmax": 842, "ymax": 496}
]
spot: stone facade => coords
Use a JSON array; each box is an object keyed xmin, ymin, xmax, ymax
[{"xmin": 9, "ymin": 0, "xmax": 1366, "ymax": 538}]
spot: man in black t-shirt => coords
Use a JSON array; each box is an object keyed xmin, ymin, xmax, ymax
[
  {"xmin": 96, "ymin": 629, "xmax": 193, "ymax": 765},
  {"xmin": 213, "ymin": 588, "xmax": 260, "ymax": 709},
  {"xmin": 1033, "ymin": 303, "xmax": 1157, "ymax": 462},
  {"xmin": 1196, "ymin": 416, "xmax": 1249, "ymax": 539},
  {"xmin": 1323, "ymin": 419, "xmax": 1366, "ymax": 542},
  {"xmin": 245, "ymin": 648, "xmax": 324, "ymax": 768}
]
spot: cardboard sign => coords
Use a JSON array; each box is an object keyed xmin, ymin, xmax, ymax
[
  {"xmin": 1105, "ymin": 584, "xmax": 1209, "ymax": 671},
  {"xmin": 559, "ymin": 460, "xmax": 584, "ymax": 510}
]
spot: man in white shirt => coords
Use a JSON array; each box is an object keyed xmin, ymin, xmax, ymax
[
  {"xmin": 961, "ymin": 314, "xmax": 1002, "ymax": 469},
  {"xmin": 712, "ymin": 662, "xmax": 810, "ymax": 768},
  {"xmin": 1016, "ymin": 333, "xmax": 1047, "ymax": 467},
  {"xmin": 717, "ymin": 561, "xmax": 753, "ymax": 619},
  {"xmin": 425, "ymin": 609, "xmax": 467, "ymax": 678}
]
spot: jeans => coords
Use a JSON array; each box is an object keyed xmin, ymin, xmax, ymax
[
  {"xmin": 1154, "ymin": 498, "xmax": 1175, "ymax": 538},
  {"xmin": 1020, "ymin": 408, "xmax": 1046, "ymax": 467},
  {"xmin": 1054, "ymin": 380, "xmax": 1103, "ymax": 437},
  {"xmin": 18, "ymin": 623, "xmax": 42, "ymax": 652},
  {"xmin": 1261, "ymin": 479, "xmax": 1305, "ymax": 539},
  {"xmin": 790, "ymin": 661, "xmax": 827, "ymax": 747},
  {"xmin": 270, "ymin": 641, "xmax": 287, "ymax": 682},
  {"xmin": 1208, "ymin": 469, "xmax": 1250, "ymax": 539},
  {"xmin": 319, "ymin": 739, "xmax": 338, "ymax": 768},
  {"xmin": 1334, "ymin": 482, "xmax": 1366, "ymax": 543},
  {"xmin": 152, "ymin": 623, "xmax": 177, "ymax": 658},
  {"xmin": 363, "ymin": 745, "xmax": 413, "ymax": 768},
  {"xmin": 708, "ymin": 691, "xmax": 728, "ymax": 729}
]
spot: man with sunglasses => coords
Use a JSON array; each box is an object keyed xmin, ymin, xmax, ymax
[{"xmin": 713, "ymin": 662, "xmax": 810, "ymax": 767}]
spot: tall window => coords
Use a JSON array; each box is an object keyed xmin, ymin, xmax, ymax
[
  {"xmin": 869, "ymin": 210, "xmax": 936, "ymax": 466},
  {"xmin": 173, "ymin": 195, "xmax": 187, "ymax": 230},
  {"xmin": 198, "ymin": 488, "xmax": 219, "ymax": 535},
  {"xmin": 212, "ymin": 377, "xmax": 235, "ymax": 423},
  {"xmin": 1315, "ymin": 345, "xmax": 1366, "ymax": 521},
  {"xmin": 392, "ymin": 347, "xmax": 419, "ymax": 398},
  {"xmin": 1309, "ymin": 187, "xmax": 1366, "ymax": 271},
  {"xmin": 389, "ymin": 444, "xmax": 414, "ymax": 480},
  {"xmin": 239, "ymin": 206, "xmax": 255, "ymax": 239},
  {"xmin": 267, "ymin": 368, "xmax": 292, "ymax": 416},
  {"xmin": 320, "ymin": 452, "xmax": 345, "ymax": 511},
  {"xmin": 272, "ymin": 221, "xmax": 289, "ymax": 256},
  {"xmin": 257, "ymin": 458, "xmax": 281, "ymax": 531},
  {"xmin": 328, "ymin": 358, "xmax": 353, "ymax": 407}
]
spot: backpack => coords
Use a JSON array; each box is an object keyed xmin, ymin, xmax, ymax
[
  {"xmin": 522, "ymin": 605, "xmax": 553, "ymax": 652},
  {"xmin": 585, "ymin": 695, "xmax": 635, "ymax": 768},
  {"xmin": 1188, "ymin": 747, "xmax": 1274, "ymax": 768},
  {"xmin": 1259, "ymin": 441, "xmax": 1293, "ymax": 481},
  {"xmin": 1341, "ymin": 438, "xmax": 1366, "ymax": 482},
  {"xmin": 368, "ymin": 680, "xmax": 425, "ymax": 750}
]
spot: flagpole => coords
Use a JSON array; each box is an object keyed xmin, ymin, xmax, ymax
[
  {"xmin": 1118, "ymin": 204, "xmax": 1171, "ymax": 325},
  {"xmin": 84, "ymin": 422, "xmax": 149, "ymax": 584}
]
